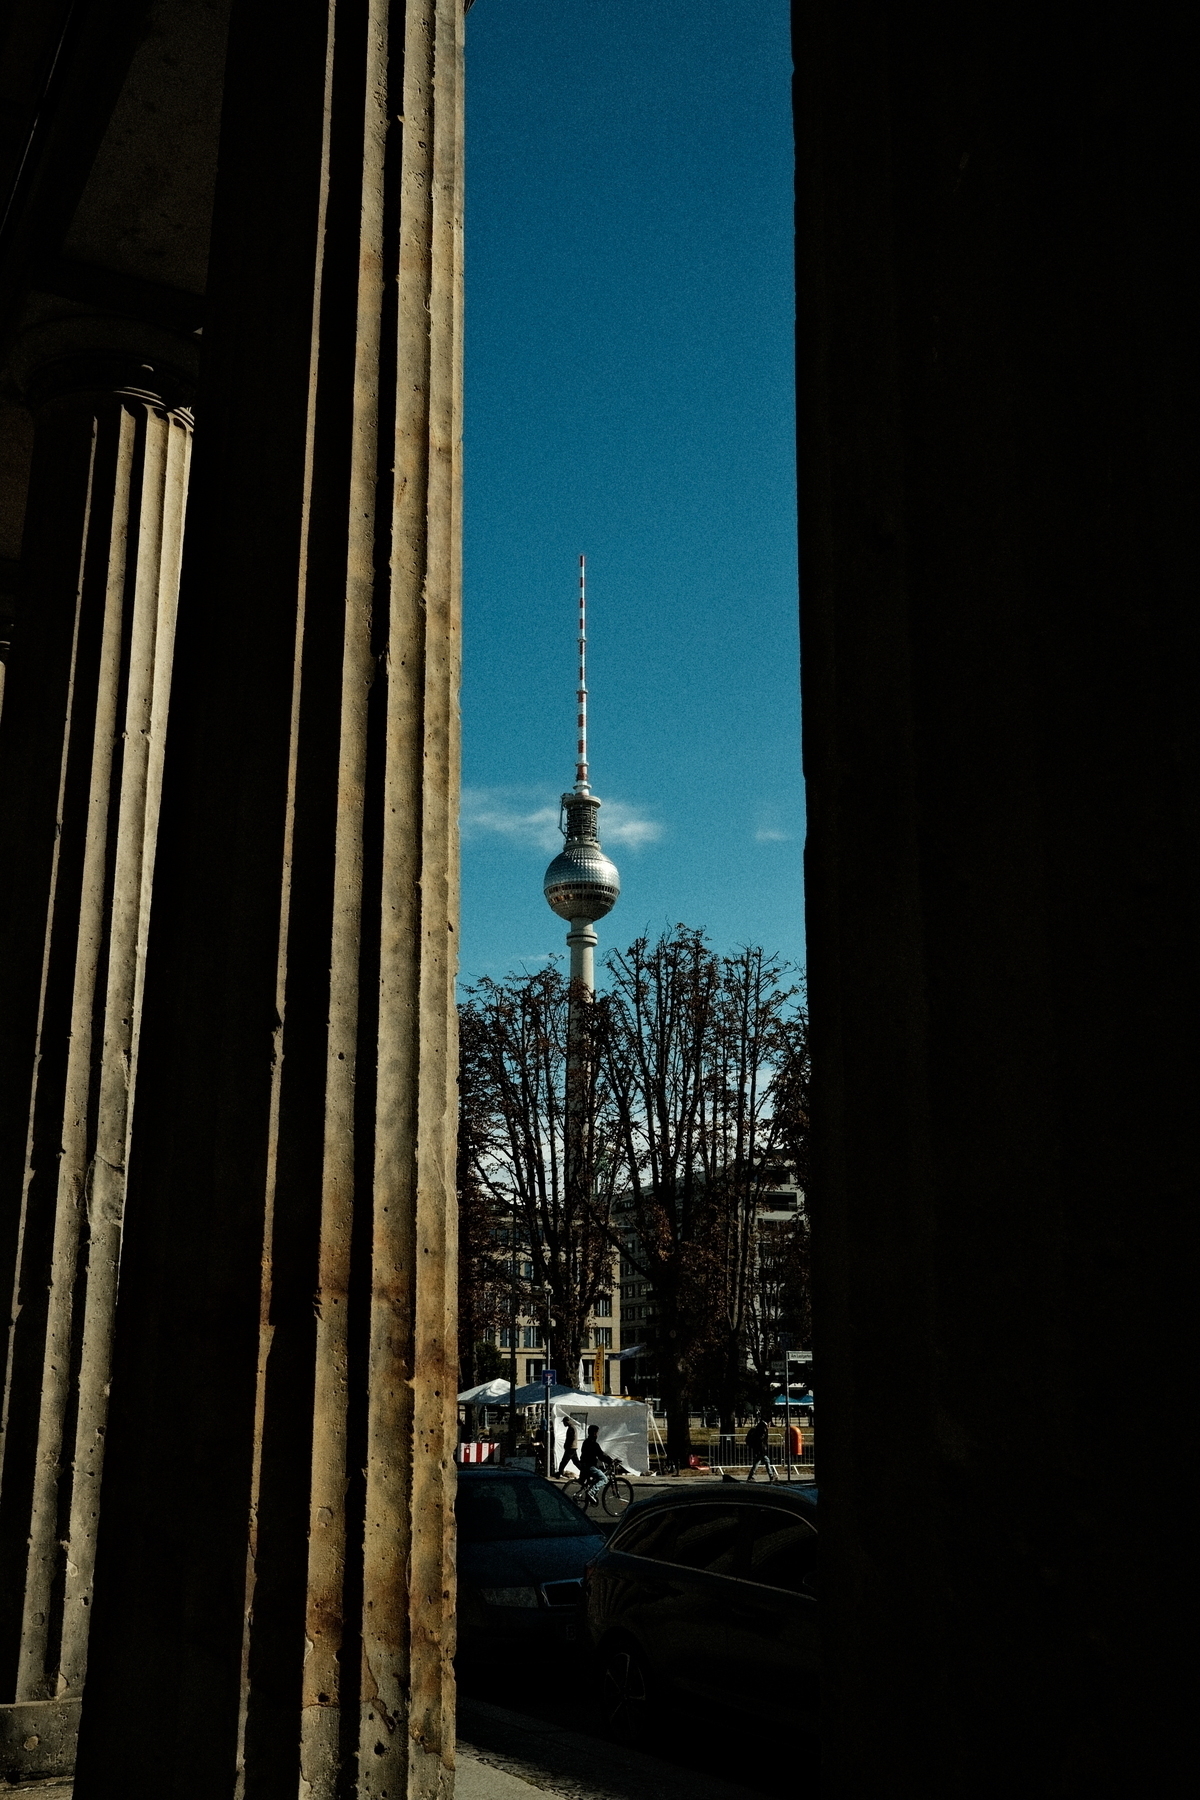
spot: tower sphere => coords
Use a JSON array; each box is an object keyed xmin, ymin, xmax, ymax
[{"xmin": 544, "ymin": 792, "xmax": 620, "ymax": 923}]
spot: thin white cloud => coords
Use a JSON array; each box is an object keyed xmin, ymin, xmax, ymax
[
  {"xmin": 461, "ymin": 788, "xmax": 561, "ymax": 850},
  {"xmin": 461, "ymin": 787, "xmax": 661, "ymax": 853},
  {"xmin": 601, "ymin": 801, "xmax": 663, "ymax": 848},
  {"xmin": 755, "ymin": 827, "xmax": 791, "ymax": 842}
]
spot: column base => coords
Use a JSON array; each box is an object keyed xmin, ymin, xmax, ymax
[{"xmin": 0, "ymin": 1697, "xmax": 80, "ymax": 1784}]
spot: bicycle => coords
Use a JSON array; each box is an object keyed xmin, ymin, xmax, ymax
[{"xmin": 563, "ymin": 1458, "xmax": 635, "ymax": 1516}]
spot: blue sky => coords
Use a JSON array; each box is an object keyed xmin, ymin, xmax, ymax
[{"xmin": 461, "ymin": 0, "xmax": 802, "ymax": 988}]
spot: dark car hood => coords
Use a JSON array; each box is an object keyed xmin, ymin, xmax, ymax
[{"xmin": 458, "ymin": 1533, "xmax": 605, "ymax": 1588}]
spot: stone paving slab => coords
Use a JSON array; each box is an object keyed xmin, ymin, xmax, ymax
[
  {"xmin": 2, "ymin": 1691, "xmax": 783, "ymax": 1800},
  {"xmin": 457, "ymin": 1696, "xmax": 766, "ymax": 1800},
  {"xmin": 459, "ymin": 1748, "xmax": 550, "ymax": 1800}
]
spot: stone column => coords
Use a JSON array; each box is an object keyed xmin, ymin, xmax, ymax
[
  {"xmin": 794, "ymin": 3, "xmax": 1195, "ymax": 1793},
  {"xmin": 72, "ymin": 3, "xmax": 463, "ymax": 1796},
  {"xmin": 0, "ymin": 324, "xmax": 195, "ymax": 1781}
]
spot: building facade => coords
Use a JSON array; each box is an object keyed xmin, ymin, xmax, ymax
[{"xmin": 493, "ymin": 1240, "xmax": 622, "ymax": 1393}]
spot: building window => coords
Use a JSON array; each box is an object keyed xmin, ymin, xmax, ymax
[
  {"xmin": 520, "ymin": 1260, "xmax": 534, "ymax": 1280},
  {"xmin": 521, "ymin": 1325, "xmax": 542, "ymax": 1349},
  {"xmin": 525, "ymin": 1359, "xmax": 544, "ymax": 1385},
  {"xmin": 499, "ymin": 1327, "xmax": 514, "ymax": 1348},
  {"xmin": 581, "ymin": 1359, "xmax": 594, "ymax": 1385},
  {"xmin": 594, "ymin": 1293, "xmax": 612, "ymax": 1316},
  {"xmin": 594, "ymin": 1327, "xmax": 612, "ymax": 1349}
]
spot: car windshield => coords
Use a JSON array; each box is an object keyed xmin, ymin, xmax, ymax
[{"xmin": 456, "ymin": 1478, "xmax": 595, "ymax": 1542}]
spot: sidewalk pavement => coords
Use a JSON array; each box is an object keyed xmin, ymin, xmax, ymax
[
  {"xmin": 4, "ymin": 1697, "xmax": 771, "ymax": 1800},
  {"xmin": 457, "ymin": 1697, "xmax": 766, "ymax": 1800}
]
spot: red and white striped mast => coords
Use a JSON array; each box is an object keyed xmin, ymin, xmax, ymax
[{"xmin": 575, "ymin": 553, "xmax": 589, "ymax": 793}]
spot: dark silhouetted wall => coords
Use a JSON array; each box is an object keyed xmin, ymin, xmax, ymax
[{"xmin": 795, "ymin": 4, "xmax": 1196, "ymax": 1794}]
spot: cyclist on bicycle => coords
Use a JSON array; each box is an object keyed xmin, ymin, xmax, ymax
[{"xmin": 579, "ymin": 1425, "xmax": 613, "ymax": 1497}]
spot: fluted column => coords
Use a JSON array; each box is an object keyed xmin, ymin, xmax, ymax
[
  {"xmin": 0, "ymin": 332, "xmax": 194, "ymax": 1772},
  {"xmin": 71, "ymin": 3, "xmax": 463, "ymax": 1796}
]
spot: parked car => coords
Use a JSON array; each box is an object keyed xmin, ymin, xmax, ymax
[
  {"xmin": 456, "ymin": 1466, "xmax": 607, "ymax": 1656},
  {"xmin": 584, "ymin": 1483, "xmax": 818, "ymax": 1741}
]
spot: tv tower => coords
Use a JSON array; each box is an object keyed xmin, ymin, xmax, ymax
[
  {"xmin": 543, "ymin": 556, "xmax": 620, "ymax": 990},
  {"xmin": 543, "ymin": 556, "xmax": 619, "ymax": 1403}
]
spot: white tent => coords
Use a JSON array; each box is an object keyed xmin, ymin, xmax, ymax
[
  {"xmin": 509, "ymin": 1380, "xmax": 587, "ymax": 1407},
  {"xmin": 456, "ymin": 1377, "xmax": 516, "ymax": 1405},
  {"xmin": 548, "ymin": 1394, "xmax": 650, "ymax": 1477}
]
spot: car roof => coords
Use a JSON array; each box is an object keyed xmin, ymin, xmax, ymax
[
  {"xmin": 615, "ymin": 1483, "xmax": 818, "ymax": 1524},
  {"xmin": 457, "ymin": 1465, "xmax": 541, "ymax": 1479}
]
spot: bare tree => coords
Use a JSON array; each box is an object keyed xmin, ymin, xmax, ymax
[
  {"xmin": 701, "ymin": 949, "xmax": 803, "ymax": 1430},
  {"xmin": 742, "ymin": 1002, "xmax": 812, "ymax": 1406},
  {"xmin": 604, "ymin": 932, "xmax": 809, "ymax": 1454},
  {"xmin": 459, "ymin": 965, "xmax": 620, "ymax": 1383},
  {"xmin": 458, "ymin": 939, "xmax": 812, "ymax": 1455},
  {"xmin": 456, "ymin": 1005, "xmax": 512, "ymax": 1387},
  {"xmin": 601, "ymin": 928, "xmax": 725, "ymax": 1464},
  {"xmin": 771, "ymin": 997, "xmax": 811, "ymax": 1198}
]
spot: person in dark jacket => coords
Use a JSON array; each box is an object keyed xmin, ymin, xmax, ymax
[
  {"xmin": 558, "ymin": 1418, "xmax": 582, "ymax": 1477},
  {"xmin": 579, "ymin": 1424, "xmax": 613, "ymax": 1495},
  {"xmin": 745, "ymin": 1416, "xmax": 778, "ymax": 1482}
]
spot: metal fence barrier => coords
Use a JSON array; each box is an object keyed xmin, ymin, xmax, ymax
[
  {"xmin": 705, "ymin": 1432, "xmax": 815, "ymax": 1470},
  {"xmin": 647, "ymin": 1430, "xmax": 815, "ymax": 1473}
]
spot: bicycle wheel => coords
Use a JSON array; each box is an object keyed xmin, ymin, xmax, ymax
[
  {"xmin": 562, "ymin": 1478, "xmax": 592, "ymax": 1510},
  {"xmin": 603, "ymin": 1477, "xmax": 635, "ymax": 1515}
]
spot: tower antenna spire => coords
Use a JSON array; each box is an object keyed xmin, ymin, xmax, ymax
[{"xmin": 575, "ymin": 553, "xmax": 588, "ymax": 792}]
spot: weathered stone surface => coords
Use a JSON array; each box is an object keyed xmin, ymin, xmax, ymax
[
  {"xmin": 0, "ymin": 1697, "xmax": 80, "ymax": 1784},
  {"xmin": 0, "ymin": 337, "xmax": 194, "ymax": 1760},
  {"xmin": 67, "ymin": 3, "xmax": 463, "ymax": 1796}
]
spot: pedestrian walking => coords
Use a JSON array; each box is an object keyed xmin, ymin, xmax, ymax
[
  {"xmin": 558, "ymin": 1417, "xmax": 582, "ymax": 1477},
  {"xmin": 745, "ymin": 1416, "xmax": 777, "ymax": 1483}
]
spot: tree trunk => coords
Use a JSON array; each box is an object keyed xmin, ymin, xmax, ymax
[
  {"xmin": 659, "ymin": 1340, "xmax": 692, "ymax": 1468},
  {"xmin": 559, "ymin": 1330, "xmax": 583, "ymax": 1384},
  {"xmin": 716, "ymin": 1328, "xmax": 744, "ymax": 1435}
]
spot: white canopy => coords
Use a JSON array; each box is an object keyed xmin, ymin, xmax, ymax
[
  {"xmin": 507, "ymin": 1381, "xmax": 633, "ymax": 1409},
  {"xmin": 456, "ymin": 1377, "xmax": 516, "ymax": 1405},
  {"xmin": 546, "ymin": 1388, "xmax": 633, "ymax": 1408}
]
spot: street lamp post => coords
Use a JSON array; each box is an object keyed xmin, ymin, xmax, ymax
[
  {"xmin": 543, "ymin": 1281, "xmax": 555, "ymax": 1480},
  {"xmin": 506, "ymin": 1211, "xmax": 518, "ymax": 1460},
  {"xmin": 782, "ymin": 1333, "xmax": 793, "ymax": 1484}
]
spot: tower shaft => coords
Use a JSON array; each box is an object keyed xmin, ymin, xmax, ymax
[{"xmin": 566, "ymin": 919, "xmax": 598, "ymax": 996}]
